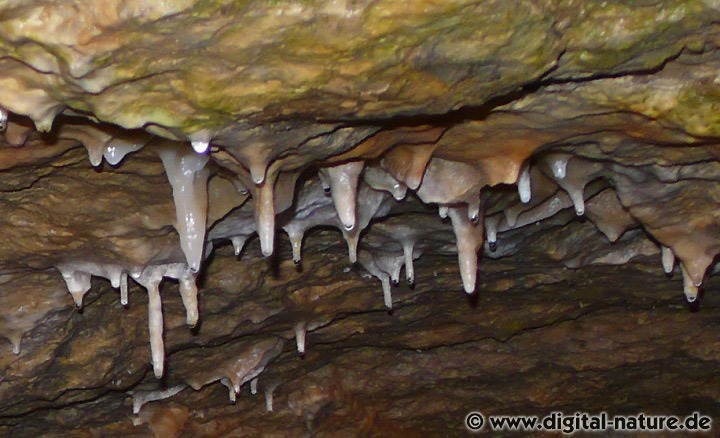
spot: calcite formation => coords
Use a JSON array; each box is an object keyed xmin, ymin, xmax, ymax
[{"xmin": 0, "ymin": 0, "xmax": 719, "ymax": 435}]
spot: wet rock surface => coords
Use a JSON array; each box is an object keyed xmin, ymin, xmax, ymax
[
  {"xmin": 0, "ymin": 0, "xmax": 718, "ymax": 436},
  {"xmin": 2, "ymin": 239, "xmax": 719, "ymax": 436}
]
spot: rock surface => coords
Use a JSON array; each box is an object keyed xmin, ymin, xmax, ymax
[{"xmin": 0, "ymin": 0, "xmax": 718, "ymax": 436}]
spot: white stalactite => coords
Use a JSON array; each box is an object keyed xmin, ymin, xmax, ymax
[
  {"xmin": 321, "ymin": 161, "xmax": 365, "ymax": 231},
  {"xmin": 294, "ymin": 321, "xmax": 307, "ymax": 355},
  {"xmin": 518, "ymin": 164, "xmax": 531, "ymax": 203},
  {"xmin": 448, "ymin": 206, "xmax": 483, "ymax": 294},
  {"xmin": 680, "ymin": 264, "xmax": 699, "ymax": 303},
  {"xmin": 661, "ymin": 246, "xmax": 675, "ymax": 275},
  {"xmin": 255, "ymin": 179, "xmax": 276, "ymax": 257},
  {"xmin": 159, "ymin": 147, "xmax": 210, "ymax": 272}
]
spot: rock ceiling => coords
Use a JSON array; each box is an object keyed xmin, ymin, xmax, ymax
[{"xmin": 0, "ymin": 0, "xmax": 720, "ymax": 435}]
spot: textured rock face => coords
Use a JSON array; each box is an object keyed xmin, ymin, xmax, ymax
[{"xmin": 0, "ymin": 0, "xmax": 720, "ymax": 435}]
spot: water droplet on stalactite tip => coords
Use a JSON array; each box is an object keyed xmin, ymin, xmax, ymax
[
  {"xmin": 191, "ymin": 141, "xmax": 209, "ymax": 154},
  {"xmin": 188, "ymin": 130, "xmax": 213, "ymax": 154}
]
